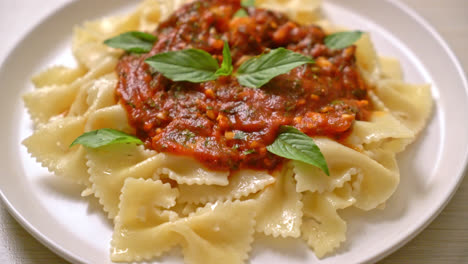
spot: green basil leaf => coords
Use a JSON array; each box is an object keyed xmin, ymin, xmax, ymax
[
  {"xmin": 324, "ymin": 30, "xmax": 363, "ymax": 50},
  {"xmin": 236, "ymin": 48, "xmax": 314, "ymax": 88},
  {"xmin": 103, "ymin": 31, "xmax": 157, "ymax": 54},
  {"xmin": 145, "ymin": 49, "xmax": 220, "ymax": 83},
  {"xmin": 215, "ymin": 42, "xmax": 233, "ymax": 76},
  {"xmin": 267, "ymin": 126, "xmax": 329, "ymax": 175},
  {"xmin": 241, "ymin": 0, "xmax": 255, "ymax": 7},
  {"xmin": 233, "ymin": 9, "xmax": 248, "ymax": 18},
  {"xmin": 70, "ymin": 128, "xmax": 143, "ymax": 148}
]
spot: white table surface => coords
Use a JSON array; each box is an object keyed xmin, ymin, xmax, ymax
[{"xmin": 0, "ymin": 0, "xmax": 467, "ymax": 263}]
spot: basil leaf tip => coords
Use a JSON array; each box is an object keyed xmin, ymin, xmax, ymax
[
  {"xmin": 325, "ymin": 30, "xmax": 363, "ymax": 50},
  {"xmin": 104, "ymin": 31, "xmax": 157, "ymax": 54},
  {"xmin": 215, "ymin": 41, "xmax": 233, "ymax": 76},
  {"xmin": 267, "ymin": 126, "xmax": 330, "ymax": 176},
  {"xmin": 236, "ymin": 48, "xmax": 314, "ymax": 88},
  {"xmin": 70, "ymin": 128, "xmax": 143, "ymax": 149}
]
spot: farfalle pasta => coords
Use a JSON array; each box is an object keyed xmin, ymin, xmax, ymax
[{"xmin": 22, "ymin": 0, "xmax": 432, "ymax": 263}]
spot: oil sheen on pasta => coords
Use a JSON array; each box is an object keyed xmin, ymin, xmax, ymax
[{"xmin": 116, "ymin": 0, "xmax": 372, "ymax": 171}]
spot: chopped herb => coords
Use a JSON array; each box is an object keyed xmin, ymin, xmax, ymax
[
  {"xmin": 182, "ymin": 129, "xmax": 196, "ymax": 140},
  {"xmin": 234, "ymin": 131, "xmax": 247, "ymax": 140},
  {"xmin": 174, "ymin": 91, "xmax": 185, "ymax": 99},
  {"xmin": 126, "ymin": 102, "xmax": 136, "ymax": 108},
  {"xmin": 285, "ymin": 103, "xmax": 295, "ymax": 112},
  {"xmin": 243, "ymin": 149, "xmax": 256, "ymax": 155},
  {"xmin": 206, "ymin": 106, "xmax": 213, "ymax": 110},
  {"xmin": 293, "ymin": 80, "xmax": 302, "ymax": 89},
  {"xmin": 352, "ymin": 89, "xmax": 366, "ymax": 99},
  {"xmin": 149, "ymin": 78, "xmax": 158, "ymax": 87},
  {"xmin": 331, "ymin": 100, "xmax": 344, "ymax": 105},
  {"xmin": 232, "ymin": 144, "xmax": 239, "ymax": 150},
  {"xmin": 349, "ymin": 106, "xmax": 359, "ymax": 114},
  {"xmin": 147, "ymin": 99, "xmax": 157, "ymax": 108}
]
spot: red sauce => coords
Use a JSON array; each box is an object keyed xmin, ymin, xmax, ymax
[{"xmin": 115, "ymin": 0, "xmax": 372, "ymax": 171}]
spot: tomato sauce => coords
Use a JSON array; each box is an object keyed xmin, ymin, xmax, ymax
[{"xmin": 115, "ymin": 0, "xmax": 372, "ymax": 171}]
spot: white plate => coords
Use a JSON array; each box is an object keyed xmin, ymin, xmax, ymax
[{"xmin": 0, "ymin": 0, "xmax": 467, "ymax": 263}]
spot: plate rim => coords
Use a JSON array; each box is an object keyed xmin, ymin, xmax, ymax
[
  {"xmin": 363, "ymin": 0, "xmax": 468, "ymax": 261},
  {"xmin": 0, "ymin": 0, "xmax": 467, "ymax": 263}
]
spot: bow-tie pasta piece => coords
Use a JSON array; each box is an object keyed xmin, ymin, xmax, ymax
[
  {"xmin": 254, "ymin": 164, "xmax": 303, "ymax": 238},
  {"xmin": 112, "ymin": 179, "xmax": 256, "ymax": 264},
  {"xmin": 178, "ymin": 169, "xmax": 275, "ymax": 205}
]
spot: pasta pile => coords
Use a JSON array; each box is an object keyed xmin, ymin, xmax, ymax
[{"xmin": 22, "ymin": 0, "xmax": 432, "ymax": 263}]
